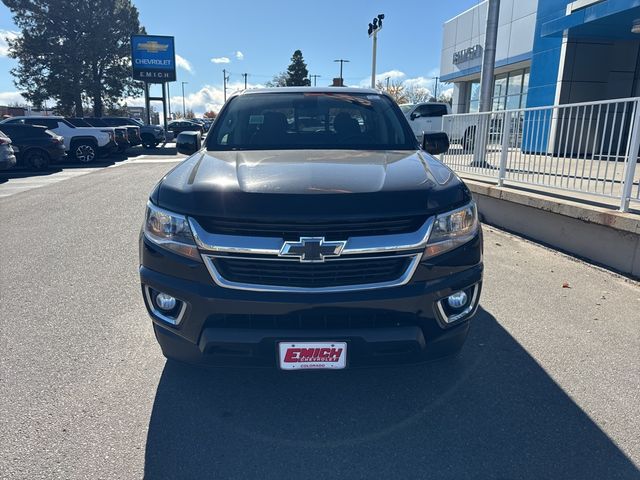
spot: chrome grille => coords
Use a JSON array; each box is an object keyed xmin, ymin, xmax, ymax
[{"xmin": 212, "ymin": 255, "xmax": 412, "ymax": 289}]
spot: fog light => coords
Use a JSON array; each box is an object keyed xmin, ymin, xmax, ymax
[
  {"xmin": 447, "ymin": 291, "xmax": 468, "ymax": 309},
  {"xmin": 155, "ymin": 292, "xmax": 177, "ymax": 311}
]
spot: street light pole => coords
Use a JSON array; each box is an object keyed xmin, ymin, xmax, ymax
[
  {"xmin": 181, "ymin": 81, "xmax": 188, "ymax": 117},
  {"xmin": 333, "ymin": 59, "xmax": 349, "ymax": 86},
  {"xmin": 223, "ymin": 69, "xmax": 230, "ymax": 102},
  {"xmin": 368, "ymin": 14, "xmax": 384, "ymax": 89}
]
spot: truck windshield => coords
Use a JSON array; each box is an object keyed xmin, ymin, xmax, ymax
[{"xmin": 207, "ymin": 92, "xmax": 417, "ymax": 151}]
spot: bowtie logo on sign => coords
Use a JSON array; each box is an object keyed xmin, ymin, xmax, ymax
[{"xmin": 137, "ymin": 41, "xmax": 169, "ymax": 54}]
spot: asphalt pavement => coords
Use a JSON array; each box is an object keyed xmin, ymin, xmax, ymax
[{"xmin": 1, "ymin": 152, "xmax": 639, "ymax": 479}]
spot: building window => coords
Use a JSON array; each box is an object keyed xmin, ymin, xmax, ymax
[
  {"xmin": 469, "ymin": 80, "xmax": 480, "ymax": 112},
  {"xmin": 466, "ymin": 68, "xmax": 530, "ymax": 112}
]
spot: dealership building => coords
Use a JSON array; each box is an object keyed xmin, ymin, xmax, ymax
[{"xmin": 440, "ymin": 0, "xmax": 640, "ymax": 114}]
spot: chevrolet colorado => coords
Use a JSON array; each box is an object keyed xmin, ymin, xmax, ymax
[{"xmin": 139, "ymin": 87, "xmax": 483, "ymax": 369}]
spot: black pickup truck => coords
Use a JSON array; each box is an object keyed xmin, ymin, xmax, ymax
[{"xmin": 139, "ymin": 87, "xmax": 483, "ymax": 370}]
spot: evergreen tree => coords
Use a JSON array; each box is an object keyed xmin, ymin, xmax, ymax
[
  {"xmin": 4, "ymin": 0, "xmax": 145, "ymax": 116},
  {"xmin": 285, "ymin": 50, "xmax": 311, "ymax": 87}
]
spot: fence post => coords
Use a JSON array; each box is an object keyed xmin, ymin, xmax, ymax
[
  {"xmin": 498, "ymin": 111, "xmax": 511, "ymax": 186},
  {"xmin": 620, "ymin": 99, "xmax": 640, "ymax": 212}
]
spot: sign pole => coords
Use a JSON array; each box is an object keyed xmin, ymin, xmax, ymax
[
  {"xmin": 161, "ymin": 82, "xmax": 168, "ymax": 132},
  {"xmin": 144, "ymin": 82, "xmax": 151, "ymax": 125}
]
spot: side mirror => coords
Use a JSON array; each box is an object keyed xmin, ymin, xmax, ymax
[
  {"xmin": 410, "ymin": 112, "xmax": 419, "ymax": 120},
  {"xmin": 421, "ymin": 132, "xmax": 449, "ymax": 155},
  {"xmin": 176, "ymin": 131, "xmax": 201, "ymax": 155}
]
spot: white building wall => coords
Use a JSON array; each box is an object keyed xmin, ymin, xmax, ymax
[{"xmin": 440, "ymin": 0, "xmax": 538, "ymax": 80}]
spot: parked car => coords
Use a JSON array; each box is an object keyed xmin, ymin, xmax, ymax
[
  {"xmin": 101, "ymin": 117, "xmax": 163, "ymax": 149},
  {"xmin": 0, "ymin": 116, "xmax": 116, "ymax": 162},
  {"xmin": 0, "ymin": 124, "xmax": 65, "ymax": 170},
  {"xmin": 167, "ymin": 120, "xmax": 203, "ymax": 136},
  {"xmin": 66, "ymin": 117, "xmax": 129, "ymax": 154},
  {"xmin": 0, "ymin": 130, "xmax": 17, "ymax": 171},
  {"xmin": 140, "ymin": 87, "xmax": 481, "ymax": 369}
]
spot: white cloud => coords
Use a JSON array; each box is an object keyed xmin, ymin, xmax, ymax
[
  {"xmin": 0, "ymin": 91, "xmax": 28, "ymax": 105},
  {"xmin": 235, "ymin": 51, "xmax": 244, "ymax": 60},
  {"xmin": 359, "ymin": 69, "xmax": 406, "ymax": 87},
  {"xmin": 403, "ymin": 76, "xmax": 433, "ymax": 90},
  {"xmin": 0, "ymin": 30, "xmax": 19, "ymax": 57},
  {"xmin": 165, "ymin": 81, "xmax": 265, "ymax": 116},
  {"xmin": 211, "ymin": 56, "xmax": 230, "ymax": 64},
  {"xmin": 175, "ymin": 54, "xmax": 193, "ymax": 74},
  {"xmin": 439, "ymin": 87, "xmax": 454, "ymax": 100}
]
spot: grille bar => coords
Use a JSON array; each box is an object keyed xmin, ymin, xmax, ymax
[{"xmin": 194, "ymin": 215, "xmax": 426, "ymax": 239}]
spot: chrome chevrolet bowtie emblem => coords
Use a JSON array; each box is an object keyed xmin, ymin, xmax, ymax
[{"xmin": 279, "ymin": 237, "xmax": 346, "ymax": 263}]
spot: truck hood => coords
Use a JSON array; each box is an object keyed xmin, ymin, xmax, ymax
[{"xmin": 154, "ymin": 149, "xmax": 470, "ymax": 218}]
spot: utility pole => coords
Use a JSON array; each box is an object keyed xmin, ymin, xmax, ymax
[
  {"xmin": 333, "ymin": 59, "xmax": 350, "ymax": 86},
  {"xmin": 368, "ymin": 14, "xmax": 385, "ymax": 89},
  {"xmin": 223, "ymin": 69, "xmax": 230, "ymax": 102},
  {"xmin": 181, "ymin": 81, "xmax": 188, "ymax": 117},
  {"xmin": 241, "ymin": 73, "xmax": 248, "ymax": 90},
  {"xmin": 433, "ymin": 77, "xmax": 439, "ymax": 99},
  {"xmin": 385, "ymin": 76, "xmax": 390, "ymax": 90},
  {"xmin": 310, "ymin": 74, "xmax": 321, "ymax": 87}
]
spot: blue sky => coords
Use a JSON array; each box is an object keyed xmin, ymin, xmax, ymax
[{"xmin": 0, "ymin": 0, "xmax": 480, "ymax": 113}]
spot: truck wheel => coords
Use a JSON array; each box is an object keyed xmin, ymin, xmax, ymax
[
  {"xmin": 24, "ymin": 149, "xmax": 50, "ymax": 170},
  {"xmin": 73, "ymin": 141, "xmax": 97, "ymax": 163},
  {"xmin": 462, "ymin": 127, "xmax": 476, "ymax": 153},
  {"xmin": 142, "ymin": 134, "xmax": 157, "ymax": 149}
]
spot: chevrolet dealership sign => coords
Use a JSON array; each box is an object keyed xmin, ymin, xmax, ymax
[{"xmin": 131, "ymin": 35, "xmax": 176, "ymax": 82}]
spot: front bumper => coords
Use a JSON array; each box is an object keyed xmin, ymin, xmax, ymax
[
  {"xmin": 140, "ymin": 233, "xmax": 483, "ymax": 368},
  {"xmin": 99, "ymin": 140, "xmax": 118, "ymax": 155}
]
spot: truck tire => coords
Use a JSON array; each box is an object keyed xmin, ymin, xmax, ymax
[
  {"xmin": 142, "ymin": 134, "xmax": 157, "ymax": 149},
  {"xmin": 24, "ymin": 149, "xmax": 50, "ymax": 170},
  {"xmin": 462, "ymin": 127, "xmax": 476, "ymax": 153},
  {"xmin": 72, "ymin": 140, "xmax": 97, "ymax": 163}
]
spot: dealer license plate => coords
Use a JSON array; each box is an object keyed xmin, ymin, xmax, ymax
[{"xmin": 278, "ymin": 342, "xmax": 347, "ymax": 370}]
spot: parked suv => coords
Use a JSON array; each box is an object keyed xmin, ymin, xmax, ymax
[
  {"xmin": 0, "ymin": 116, "xmax": 116, "ymax": 162},
  {"xmin": 101, "ymin": 117, "xmax": 163, "ymax": 148},
  {"xmin": 140, "ymin": 87, "xmax": 482, "ymax": 370},
  {"xmin": 66, "ymin": 117, "xmax": 129, "ymax": 153},
  {"xmin": 95, "ymin": 117, "xmax": 142, "ymax": 147},
  {"xmin": 167, "ymin": 120, "xmax": 204, "ymax": 136},
  {"xmin": 0, "ymin": 124, "xmax": 65, "ymax": 169}
]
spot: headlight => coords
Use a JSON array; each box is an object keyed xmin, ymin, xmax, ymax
[
  {"xmin": 423, "ymin": 201, "xmax": 479, "ymax": 259},
  {"xmin": 144, "ymin": 201, "xmax": 200, "ymax": 260}
]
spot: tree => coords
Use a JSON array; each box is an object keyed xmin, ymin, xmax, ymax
[
  {"xmin": 404, "ymin": 85, "xmax": 433, "ymax": 104},
  {"xmin": 184, "ymin": 108, "xmax": 195, "ymax": 119},
  {"xmin": 285, "ymin": 50, "xmax": 310, "ymax": 87},
  {"xmin": 4, "ymin": 0, "xmax": 145, "ymax": 117},
  {"xmin": 266, "ymin": 72, "xmax": 288, "ymax": 88},
  {"xmin": 203, "ymin": 110, "xmax": 217, "ymax": 119},
  {"xmin": 376, "ymin": 79, "xmax": 408, "ymax": 104}
]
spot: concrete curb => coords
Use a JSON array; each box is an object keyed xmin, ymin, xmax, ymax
[{"xmin": 462, "ymin": 179, "xmax": 640, "ymax": 278}]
